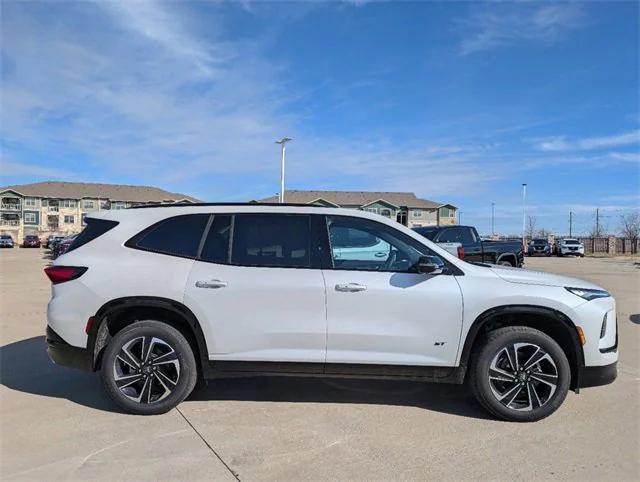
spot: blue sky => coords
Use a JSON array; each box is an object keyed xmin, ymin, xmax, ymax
[{"xmin": 1, "ymin": 0, "xmax": 638, "ymax": 235}]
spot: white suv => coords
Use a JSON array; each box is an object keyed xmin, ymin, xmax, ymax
[
  {"xmin": 557, "ymin": 238, "xmax": 585, "ymax": 257},
  {"xmin": 45, "ymin": 204, "xmax": 617, "ymax": 421}
]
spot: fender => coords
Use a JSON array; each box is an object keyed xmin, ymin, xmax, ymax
[
  {"xmin": 89, "ymin": 296, "xmax": 212, "ymax": 376},
  {"xmin": 457, "ymin": 304, "xmax": 585, "ymax": 390},
  {"xmin": 495, "ymin": 252, "xmax": 517, "ymax": 266}
]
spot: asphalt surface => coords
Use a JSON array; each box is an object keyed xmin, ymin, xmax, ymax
[{"xmin": 1, "ymin": 248, "xmax": 638, "ymax": 480}]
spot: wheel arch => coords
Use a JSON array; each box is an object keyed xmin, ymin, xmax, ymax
[
  {"xmin": 496, "ymin": 253, "xmax": 517, "ymax": 266},
  {"xmin": 88, "ymin": 296, "xmax": 211, "ymax": 377},
  {"xmin": 459, "ymin": 305, "xmax": 585, "ymax": 390}
]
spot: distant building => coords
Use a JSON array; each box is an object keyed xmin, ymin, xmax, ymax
[
  {"xmin": 258, "ymin": 190, "xmax": 457, "ymax": 228},
  {"xmin": 0, "ymin": 181, "xmax": 199, "ymax": 243}
]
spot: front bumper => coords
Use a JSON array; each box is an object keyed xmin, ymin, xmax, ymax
[
  {"xmin": 579, "ymin": 362, "xmax": 617, "ymax": 388},
  {"xmin": 46, "ymin": 326, "xmax": 92, "ymax": 371}
]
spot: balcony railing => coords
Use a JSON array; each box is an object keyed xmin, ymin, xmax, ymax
[
  {"xmin": 0, "ymin": 203, "xmax": 22, "ymax": 211},
  {"xmin": 0, "ymin": 219, "xmax": 20, "ymax": 226}
]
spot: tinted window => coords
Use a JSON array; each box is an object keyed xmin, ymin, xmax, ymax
[
  {"xmin": 66, "ymin": 218, "xmax": 119, "ymax": 253},
  {"xmin": 199, "ymin": 215, "xmax": 232, "ymax": 263},
  {"xmin": 564, "ymin": 239, "xmax": 579, "ymax": 245},
  {"xmin": 327, "ymin": 216, "xmax": 438, "ymax": 272},
  {"xmin": 438, "ymin": 227, "xmax": 475, "ymax": 244},
  {"xmin": 129, "ymin": 214, "xmax": 209, "ymax": 258},
  {"xmin": 413, "ymin": 227, "xmax": 437, "ymax": 241},
  {"xmin": 231, "ymin": 214, "xmax": 311, "ymax": 268}
]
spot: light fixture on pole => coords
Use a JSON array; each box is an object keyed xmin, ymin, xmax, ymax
[
  {"xmin": 522, "ymin": 183, "xmax": 527, "ymax": 248},
  {"xmin": 275, "ymin": 137, "xmax": 292, "ymax": 203}
]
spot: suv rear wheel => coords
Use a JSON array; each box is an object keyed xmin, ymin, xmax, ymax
[
  {"xmin": 101, "ymin": 320, "xmax": 197, "ymax": 415},
  {"xmin": 470, "ymin": 326, "xmax": 570, "ymax": 422}
]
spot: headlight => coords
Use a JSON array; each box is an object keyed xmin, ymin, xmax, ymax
[{"xmin": 565, "ymin": 287, "xmax": 610, "ymax": 301}]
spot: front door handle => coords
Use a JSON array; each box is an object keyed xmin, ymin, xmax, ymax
[
  {"xmin": 195, "ymin": 279, "xmax": 228, "ymax": 289},
  {"xmin": 335, "ymin": 283, "xmax": 367, "ymax": 292}
]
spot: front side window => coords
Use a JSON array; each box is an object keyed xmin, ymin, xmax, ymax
[
  {"xmin": 231, "ymin": 214, "xmax": 311, "ymax": 268},
  {"xmin": 127, "ymin": 214, "xmax": 209, "ymax": 259},
  {"xmin": 327, "ymin": 215, "xmax": 437, "ymax": 272}
]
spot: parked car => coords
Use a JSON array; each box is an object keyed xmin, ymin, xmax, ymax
[
  {"xmin": 557, "ymin": 238, "xmax": 585, "ymax": 257},
  {"xmin": 45, "ymin": 205, "xmax": 617, "ymax": 421},
  {"xmin": 51, "ymin": 234, "xmax": 76, "ymax": 259},
  {"xmin": 22, "ymin": 234, "xmax": 42, "ymax": 248},
  {"xmin": 0, "ymin": 234, "xmax": 14, "ymax": 248},
  {"xmin": 46, "ymin": 235, "xmax": 66, "ymax": 250},
  {"xmin": 413, "ymin": 225, "xmax": 524, "ymax": 267},
  {"xmin": 527, "ymin": 238, "xmax": 552, "ymax": 257}
]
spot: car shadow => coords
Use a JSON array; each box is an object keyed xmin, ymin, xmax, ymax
[
  {"xmin": 630, "ymin": 314, "xmax": 640, "ymax": 325},
  {"xmin": 0, "ymin": 336, "xmax": 121, "ymax": 412},
  {"xmin": 1, "ymin": 336, "xmax": 492, "ymax": 420}
]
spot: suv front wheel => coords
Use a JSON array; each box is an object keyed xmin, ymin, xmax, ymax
[
  {"xmin": 470, "ymin": 326, "xmax": 570, "ymax": 422},
  {"xmin": 101, "ymin": 320, "xmax": 197, "ymax": 415}
]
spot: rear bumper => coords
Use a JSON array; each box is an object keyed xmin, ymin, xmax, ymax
[
  {"xmin": 579, "ymin": 362, "xmax": 617, "ymax": 388},
  {"xmin": 46, "ymin": 326, "xmax": 92, "ymax": 371}
]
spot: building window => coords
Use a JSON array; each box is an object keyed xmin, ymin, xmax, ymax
[
  {"xmin": 24, "ymin": 212, "xmax": 38, "ymax": 224},
  {"xmin": 24, "ymin": 197, "xmax": 38, "ymax": 207},
  {"xmin": 64, "ymin": 215, "xmax": 75, "ymax": 224},
  {"xmin": 81, "ymin": 213, "xmax": 87, "ymax": 226},
  {"xmin": 111, "ymin": 201, "xmax": 126, "ymax": 210},
  {"xmin": 363, "ymin": 207, "xmax": 379, "ymax": 214},
  {"xmin": 42, "ymin": 199, "xmax": 48, "ymax": 207},
  {"xmin": 380, "ymin": 209, "xmax": 392, "ymax": 218},
  {"xmin": 83, "ymin": 200, "xmax": 95, "ymax": 209},
  {"xmin": 62, "ymin": 200, "xmax": 77, "ymax": 208},
  {"xmin": 412, "ymin": 210, "xmax": 422, "ymax": 218}
]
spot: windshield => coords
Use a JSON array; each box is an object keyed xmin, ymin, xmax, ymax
[
  {"xmin": 531, "ymin": 239, "xmax": 546, "ymax": 244},
  {"xmin": 564, "ymin": 239, "xmax": 580, "ymax": 245}
]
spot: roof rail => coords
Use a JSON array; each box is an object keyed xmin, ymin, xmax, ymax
[{"xmin": 128, "ymin": 202, "xmax": 335, "ymax": 209}]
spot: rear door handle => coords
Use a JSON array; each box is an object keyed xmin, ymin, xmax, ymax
[
  {"xmin": 335, "ymin": 283, "xmax": 367, "ymax": 292},
  {"xmin": 374, "ymin": 252, "xmax": 387, "ymax": 258},
  {"xmin": 195, "ymin": 279, "xmax": 228, "ymax": 289}
]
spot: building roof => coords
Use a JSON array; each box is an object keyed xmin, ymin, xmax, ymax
[
  {"xmin": 258, "ymin": 190, "xmax": 453, "ymax": 209},
  {"xmin": 0, "ymin": 181, "xmax": 199, "ymax": 203}
]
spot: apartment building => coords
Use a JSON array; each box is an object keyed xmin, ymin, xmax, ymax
[
  {"xmin": 258, "ymin": 190, "xmax": 457, "ymax": 228},
  {"xmin": 0, "ymin": 181, "xmax": 198, "ymax": 243}
]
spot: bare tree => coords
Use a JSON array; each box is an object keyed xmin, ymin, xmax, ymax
[
  {"xmin": 525, "ymin": 216, "xmax": 537, "ymax": 240},
  {"xmin": 537, "ymin": 227, "xmax": 551, "ymax": 238},
  {"xmin": 620, "ymin": 211, "xmax": 640, "ymax": 253}
]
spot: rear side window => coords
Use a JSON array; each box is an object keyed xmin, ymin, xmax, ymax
[
  {"xmin": 199, "ymin": 215, "xmax": 232, "ymax": 263},
  {"xmin": 127, "ymin": 214, "xmax": 209, "ymax": 259},
  {"xmin": 66, "ymin": 218, "xmax": 119, "ymax": 253},
  {"xmin": 231, "ymin": 214, "xmax": 311, "ymax": 268},
  {"xmin": 438, "ymin": 227, "xmax": 475, "ymax": 244}
]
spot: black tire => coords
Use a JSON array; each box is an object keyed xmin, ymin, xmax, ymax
[
  {"xmin": 469, "ymin": 326, "xmax": 570, "ymax": 422},
  {"xmin": 498, "ymin": 259, "xmax": 514, "ymax": 267},
  {"xmin": 101, "ymin": 320, "xmax": 198, "ymax": 415}
]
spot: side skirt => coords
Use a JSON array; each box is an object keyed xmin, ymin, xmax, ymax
[{"xmin": 204, "ymin": 361, "xmax": 466, "ymax": 384}]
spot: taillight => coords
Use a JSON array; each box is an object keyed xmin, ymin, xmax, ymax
[
  {"xmin": 457, "ymin": 246, "xmax": 465, "ymax": 260},
  {"xmin": 44, "ymin": 266, "xmax": 88, "ymax": 284}
]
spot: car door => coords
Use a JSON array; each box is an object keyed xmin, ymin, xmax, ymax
[
  {"xmin": 184, "ymin": 213, "xmax": 327, "ymax": 365},
  {"xmin": 321, "ymin": 215, "xmax": 464, "ymax": 367}
]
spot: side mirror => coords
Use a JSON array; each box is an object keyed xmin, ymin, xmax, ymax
[{"xmin": 416, "ymin": 256, "xmax": 444, "ymax": 274}]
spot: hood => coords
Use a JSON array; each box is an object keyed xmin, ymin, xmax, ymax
[{"xmin": 489, "ymin": 265, "xmax": 604, "ymax": 290}]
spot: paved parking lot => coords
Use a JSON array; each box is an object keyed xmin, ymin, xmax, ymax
[{"xmin": 1, "ymin": 248, "xmax": 638, "ymax": 480}]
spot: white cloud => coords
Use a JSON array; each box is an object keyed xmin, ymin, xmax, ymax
[
  {"xmin": 0, "ymin": 160, "xmax": 74, "ymax": 180},
  {"xmin": 459, "ymin": 3, "xmax": 586, "ymax": 55},
  {"xmin": 533, "ymin": 130, "xmax": 640, "ymax": 152}
]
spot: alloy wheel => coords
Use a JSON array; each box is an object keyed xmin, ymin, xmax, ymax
[
  {"xmin": 113, "ymin": 336, "xmax": 180, "ymax": 404},
  {"xmin": 488, "ymin": 342, "xmax": 558, "ymax": 411}
]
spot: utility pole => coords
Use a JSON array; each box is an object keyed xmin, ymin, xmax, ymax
[
  {"xmin": 521, "ymin": 183, "xmax": 527, "ymax": 248},
  {"xmin": 596, "ymin": 208, "xmax": 600, "ymax": 237},
  {"xmin": 275, "ymin": 137, "xmax": 292, "ymax": 203},
  {"xmin": 569, "ymin": 211, "xmax": 573, "ymax": 237},
  {"xmin": 491, "ymin": 202, "xmax": 495, "ymax": 236}
]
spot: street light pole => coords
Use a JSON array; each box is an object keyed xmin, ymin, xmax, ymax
[
  {"xmin": 491, "ymin": 202, "xmax": 495, "ymax": 236},
  {"xmin": 275, "ymin": 137, "xmax": 292, "ymax": 203},
  {"xmin": 522, "ymin": 183, "xmax": 527, "ymax": 248}
]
